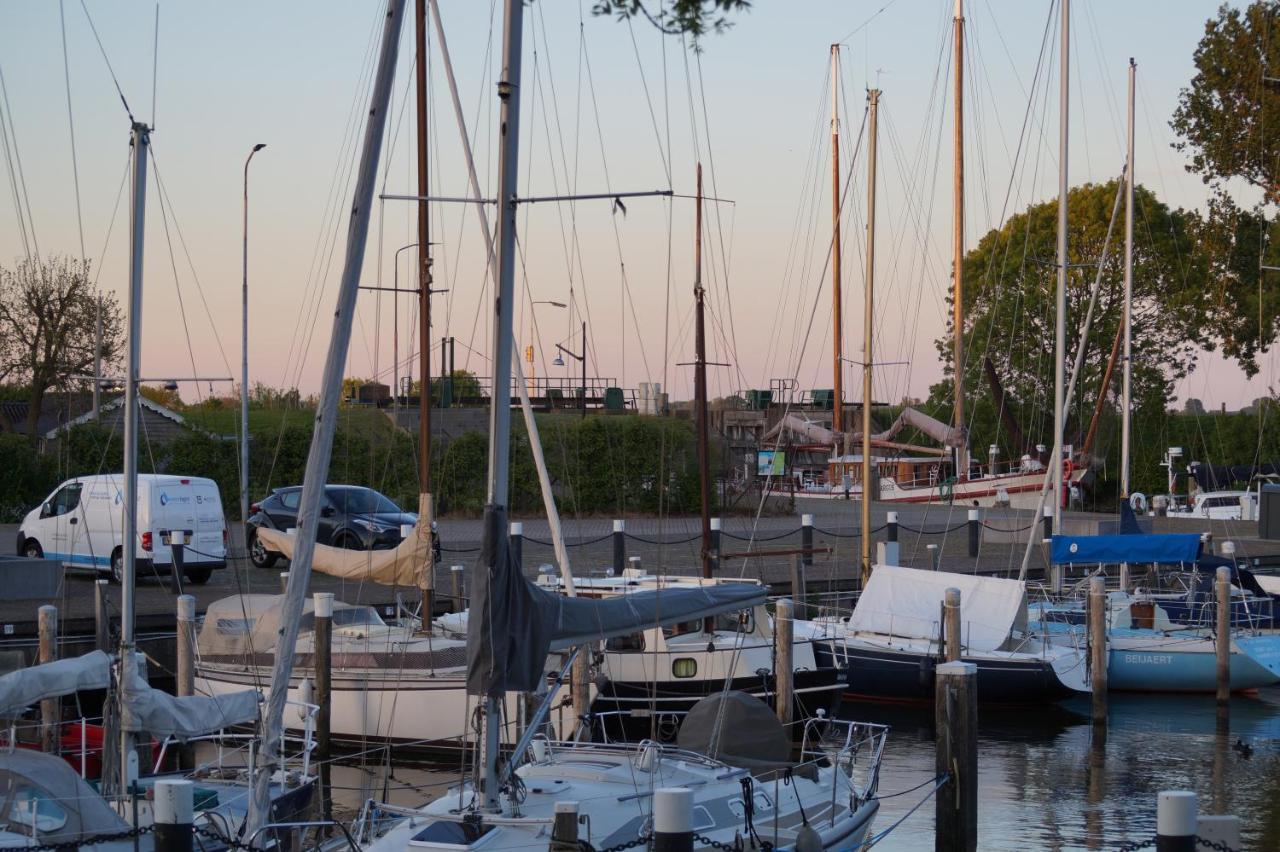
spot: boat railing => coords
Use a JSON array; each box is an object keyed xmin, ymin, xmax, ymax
[
  {"xmin": 798, "ymin": 717, "xmax": 890, "ymax": 804},
  {"xmin": 154, "ymin": 698, "xmax": 319, "ymax": 778}
]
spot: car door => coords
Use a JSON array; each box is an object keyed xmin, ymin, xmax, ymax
[
  {"xmin": 316, "ymin": 489, "xmax": 343, "ymax": 544},
  {"xmin": 265, "ymin": 489, "xmax": 301, "ymax": 531}
]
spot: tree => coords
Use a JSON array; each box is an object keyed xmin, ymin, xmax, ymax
[
  {"xmin": 1184, "ymin": 398, "xmax": 1207, "ymax": 416},
  {"xmin": 592, "ymin": 0, "xmax": 750, "ymax": 42},
  {"xmin": 139, "ymin": 384, "xmax": 182, "ymax": 409},
  {"xmin": 0, "ymin": 257, "xmax": 123, "ymax": 443},
  {"xmin": 934, "ymin": 181, "xmax": 1210, "ymax": 451}
]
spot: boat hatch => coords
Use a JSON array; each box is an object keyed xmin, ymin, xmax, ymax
[{"xmin": 409, "ymin": 819, "xmax": 496, "ymax": 849}]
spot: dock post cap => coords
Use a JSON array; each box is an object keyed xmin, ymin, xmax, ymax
[
  {"xmin": 554, "ymin": 801, "xmax": 580, "ymax": 814},
  {"xmin": 886, "ymin": 510, "xmax": 898, "ymax": 522},
  {"xmin": 613, "ymin": 519, "xmax": 625, "ymax": 532},
  {"xmin": 936, "ymin": 660, "xmax": 976, "ymax": 676},
  {"xmin": 1043, "ymin": 505, "xmax": 1053, "ymax": 517},
  {"xmin": 944, "ymin": 587, "xmax": 961, "ymax": 604},
  {"xmin": 967, "ymin": 508, "xmax": 979, "ymax": 520},
  {"xmin": 710, "ymin": 517, "xmax": 722, "ymax": 531},
  {"xmin": 153, "ymin": 778, "xmax": 194, "ymax": 824},
  {"xmin": 1089, "ymin": 575, "xmax": 1106, "ymax": 592},
  {"xmin": 1221, "ymin": 540, "xmax": 1236, "ymax": 556},
  {"xmin": 653, "ymin": 787, "xmax": 694, "ymax": 833},
  {"xmin": 314, "ymin": 591, "xmax": 335, "ymax": 618},
  {"xmin": 510, "ymin": 521, "xmax": 523, "ymax": 536},
  {"xmin": 176, "ymin": 594, "xmax": 196, "ymax": 621},
  {"xmin": 801, "ymin": 513, "xmax": 814, "ymax": 526},
  {"xmin": 401, "ymin": 523, "xmax": 415, "ymax": 538},
  {"xmin": 1157, "ymin": 790, "xmax": 1197, "ymax": 837},
  {"xmin": 286, "ymin": 528, "xmax": 297, "ymax": 536}
]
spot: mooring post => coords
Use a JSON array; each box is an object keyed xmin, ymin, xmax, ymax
[
  {"xmin": 967, "ymin": 508, "xmax": 980, "ymax": 558},
  {"xmin": 790, "ymin": 555, "xmax": 807, "ymax": 620},
  {"xmin": 886, "ymin": 510, "xmax": 898, "ymax": 543},
  {"xmin": 314, "ymin": 591, "xmax": 334, "ymax": 823},
  {"xmin": 653, "ymin": 788, "xmax": 694, "ymax": 852},
  {"xmin": 774, "ymin": 598, "xmax": 795, "ymax": 726},
  {"xmin": 1042, "ymin": 504, "xmax": 1053, "ymax": 542},
  {"xmin": 927, "ymin": 543, "xmax": 940, "ymax": 571},
  {"xmin": 509, "ymin": 521, "xmax": 523, "ymax": 571},
  {"xmin": 1216, "ymin": 566, "xmax": 1231, "ymax": 705},
  {"xmin": 709, "ymin": 517, "xmax": 721, "ymax": 573},
  {"xmin": 801, "ymin": 513, "xmax": 814, "ymax": 567},
  {"xmin": 935, "ymin": 660, "xmax": 978, "ymax": 852},
  {"xmin": 1089, "ymin": 576, "xmax": 1108, "ymax": 723},
  {"xmin": 612, "ymin": 520, "xmax": 625, "ymax": 574},
  {"xmin": 279, "ymin": 571, "xmax": 289, "ymax": 594},
  {"xmin": 94, "ymin": 578, "xmax": 110, "ymax": 652},
  {"xmin": 550, "ymin": 801, "xmax": 581, "ymax": 851},
  {"xmin": 943, "ymin": 588, "xmax": 962, "ymax": 663},
  {"xmin": 38, "ymin": 605, "xmax": 58, "ymax": 753},
  {"xmin": 572, "ymin": 648, "xmax": 591, "ymax": 739},
  {"xmin": 168, "ymin": 529, "xmax": 186, "ymax": 595},
  {"xmin": 153, "ymin": 778, "xmax": 194, "ymax": 852},
  {"xmin": 1047, "ymin": 542, "xmax": 1061, "ymax": 594},
  {"xmin": 1156, "ymin": 790, "xmax": 1196, "ymax": 852},
  {"xmin": 176, "ymin": 594, "xmax": 196, "ymax": 770},
  {"xmin": 450, "ymin": 564, "xmax": 466, "ymax": 610}
]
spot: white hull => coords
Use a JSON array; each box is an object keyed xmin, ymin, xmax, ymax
[{"xmin": 802, "ymin": 468, "xmax": 1089, "ymax": 507}]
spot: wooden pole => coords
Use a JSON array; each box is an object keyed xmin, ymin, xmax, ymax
[
  {"xmin": 572, "ymin": 650, "xmax": 591, "ymax": 740},
  {"xmin": 38, "ymin": 605, "xmax": 58, "ymax": 754},
  {"xmin": 1089, "ymin": 575, "xmax": 1107, "ymax": 723},
  {"xmin": 935, "ymin": 660, "xmax": 977, "ymax": 852},
  {"xmin": 314, "ymin": 592, "xmax": 334, "ymax": 823},
  {"xmin": 790, "ymin": 555, "xmax": 807, "ymax": 620},
  {"xmin": 1216, "ymin": 566, "xmax": 1231, "ymax": 705},
  {"xmin": 944, "ymin": 587, "xmax": 961, "ymax": 663},
  {"xmin": 774, "ymin": 598, "xmax": 795, "ymax": 726},
  {"xmin": 176, "ymin": 594, "xmax": 196, "ymax": 770}
]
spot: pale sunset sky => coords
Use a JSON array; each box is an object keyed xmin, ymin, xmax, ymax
[{"xmin": 0, "ymin": 1, "xmax": 1272, "ymax": 410}]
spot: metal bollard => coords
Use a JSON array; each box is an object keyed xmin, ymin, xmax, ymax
[
  {"xmin": 967, "ymin": 508, "xmax": 980, "ymax": 558},
  {"xmin": 38, "ymin": 605, "xmax": 58, "ymax": 753},
  {"xmin": 927, "ymin": 543, "xmax": 940, "ymax": 571},
  {"xmin": 613, "ymin": 520, "xmax": 626, "ymax": 574},
  {"xmin": 1042, "ymin": 504, "xmax": 1053, "ymax": 542},
  {"xmin": 801, "ymin": 513, "xmax": 814, "ymax": 567},
  {"xmin": 509, "ymin": 522, "xmax": 523, "ymax": 571},
  {"xmin": 153, "ymin": 779, "xmax": 194, "ymax": 852},
  {"xmin": 1156, "ymin": 790, "xmax": 1196, "ymax": 852},
  {"xmin": 886, "ymin": 510, "xmax": 898, "ymax": 543},
  {"xmin": 653, "ymin": 788, "xmax": 694, "ymax": 852}
]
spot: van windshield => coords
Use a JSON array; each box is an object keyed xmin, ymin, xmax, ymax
[{"xmin": 326, "ymin": 488, "xmax": 400, "ymax": 515}]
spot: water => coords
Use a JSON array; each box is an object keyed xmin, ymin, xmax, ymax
[{"xmin": 324, "ymin": 689, "xmax": 1280, "ymax": 850}]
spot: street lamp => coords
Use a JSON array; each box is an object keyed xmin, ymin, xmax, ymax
[
  {"xmin": 241, "ymin": 142, "xmax": 266, "ymax": 528},
  {"xmin": 392, "ymin": 243, "xmax": 418, "ymax": 405},
  {"xmin": 554, "ymin": 320, "xmax": 588, "ymax": 419},
  {"xmin": 529, "ymin": 300, "xmax": 566, "ymax": 394}
]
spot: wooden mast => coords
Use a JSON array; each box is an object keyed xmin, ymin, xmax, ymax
[
  {"xmin": 415, "ymin": 0, "xmax": 434, "ymax": 612},
  {"xmin": 952, "ymin": 0, "xmax": 968, "ymax": 479},
  {"xmin": 830, "ymin": 44, "xmax": 843, "ymax": 438},
  {"xmin": 861, "ymin": 89, "xmax": 880, "ymax": 585},
  {"xmin": 695, "ymin": 164, "xmax": 712, "ymax": 582}
]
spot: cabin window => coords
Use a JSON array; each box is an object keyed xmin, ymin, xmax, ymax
[
  {"xmin": 662, "ymin": 621, "xmax": 701, "ymax": 639},
  {"xmin": 5, "ymin": 786, "xmax": 69, "ymax": 835},
  {"xmin": 214, "ymin": 617, "xmax": 254, "ymax": 636},
  {"xmin": 714, "ymin": 610, "xmax": 753, "ymax": 634},
  {"xmin": 672, "ymin": 658, "xmax": 698, "ymax": 678},
  {"xmin": 605, "ymin": 632, "xmax": 645, "ymax": 652}
]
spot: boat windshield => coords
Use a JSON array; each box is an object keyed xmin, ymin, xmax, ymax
[{"xmin": 299, "ymin": 606, "xmax": 386, "ymax": 633}]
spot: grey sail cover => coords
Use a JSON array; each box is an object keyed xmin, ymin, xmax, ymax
[
  {"xmin": 0, "ymin": 650, "xmax": 112, "ymax": 717},
  {"xmin": 121, "ymin": 653, "xmax": 260, "ymax": 740},
  {"xmin": 467, "ymin": 505, "xmax": 766, "ymax": 697}
]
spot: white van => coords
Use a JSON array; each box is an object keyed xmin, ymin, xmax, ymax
[{"xmin": 17, "ymin": 474, "xmax": 228, "ymax": 584}]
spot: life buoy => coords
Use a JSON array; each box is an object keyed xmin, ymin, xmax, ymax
[
  {"xmin": 1130, "ymin": 492, "xmax": 1148, "ymax": 513},
  {"xmin": 1063, "ymin": 458, "xmax": 1074, "ymax": 479}
]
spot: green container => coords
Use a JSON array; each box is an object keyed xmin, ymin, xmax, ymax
[
  {"xmin": 746, "ymin": 389, "xmax": 773, "ymax": 410},
  {"xmin": 603, "ymin": 387, "xmax": 625, "ymax": 410},
  {"xmin": 811, "ymin": 389, "xmax": 834, "ymax": 410}
]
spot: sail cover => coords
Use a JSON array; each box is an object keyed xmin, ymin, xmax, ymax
[
  {"xmin": 121, "ymin": 653, "xmax": 259, "ymax": 740},
  {"xmin": 256, "ymin": 512, "xmax": 431, "ymax": 588},
  {"xmin": 850, "ymin": 564, "xmax": 1027, "ymax": 652},
  {"xmin": 1050, "ymin": 533, "xmax": 1202, "ymax": 565},
  {"xmin": 467, "ymin": 505, "xmax": 766, "ymax": 697},
  {"xmin": 0, "ymin": 651, "xmax": 112, "ymax": 717}
]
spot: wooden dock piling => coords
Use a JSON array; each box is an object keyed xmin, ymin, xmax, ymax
[
  {"xmin": 38, "ymin": 605, "xmax": 57, "ymax": 753},
  {"xmin": 314, "ymin": 591, "xmax": 334, "ymax": 822},
  {"xmin": 774, "ymin": 598, "xmax": 794, "ymax": 726},
  {"xmin": 943, "ymin": 587, "xmax": 961, "ymax": 663},
  {"xmin": 1089, "ymin": 576, "xmax": 1107, "ymax": 723},
  {"xmin": 935, "ymin": 660, "xmax": 977, "ymax": 852},
  {"xmin": 1215, "ymin": 566, "xmax": 1230, "ymax": 705}
]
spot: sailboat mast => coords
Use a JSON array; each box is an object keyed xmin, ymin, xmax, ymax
[
  {"xmin": 247, "ymin": 0, "xmax": 406, "ymax": 833},
  {"xmin": 952, "ymin": 0, "xmax": 967, "ymax": 479},
  {"xmin": 415, "ymin": 0, "xmax": 435, "ymax": 610},
  {"xmin": 1052, "ymin": 0, "xmax": 1070, "ymax": 533},
  {"xmin": 861, "ymin": 89, "xmax": 879, "ymax": 585},
  {"xmin": 695, "ymin": 164, "xmax": 712, "ymax": 580},
  {"xmin": 1121, "ymin": 58, "xmax": 1135, "ymax": 499},
  {"xmin": 481, "ymin": 0, "xmax": 525, "ymax": 812},
  {"xmin": 118, "ymin": 119, "xmax": 149, "ymax": 795},
  {"xmin": 830, "ymin": 44, "xmax": 843, "ymax": 437}
]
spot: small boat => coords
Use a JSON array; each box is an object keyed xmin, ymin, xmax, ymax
[{"xmin": 813, "ymin": 564, "xmax": 1089, "ymax": 703}]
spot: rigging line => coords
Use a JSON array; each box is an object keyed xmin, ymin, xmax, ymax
[
  {"xmin": 59, "ymin": 0, "xmax": 86, "ymax": 261},
  {"xmin": 91, "ymin": 154, "xmax": 131, "ymax": 292},
  {"xmin": 0, "ymin": 77, "xmax": 31, "ymax": 261},
  {"xmin": 77, "ymin": 0, "xmax": 134, "ymax": 121},
  {"xmin": 836, "ymin": 0, "xmax": 901, "ymax": 45},
  {"xmin": 0, "ymin": 62, "xmax": 38, "ymax": 260},
  {"xmin": 150, "ymin": 4, "xmax": 159, "ymax": 128},
  {"xmin": 626, "ymin": 16, "xmax": 672, "ymax": 186},
  {"xmin": 151, "ymin": 156, "xmax": 205, "ymax": 404}
]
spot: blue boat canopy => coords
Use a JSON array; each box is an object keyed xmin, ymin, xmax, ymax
[{"xmin": 1051, "ymin": 533, "xmax": 1202, "ymax": 565}]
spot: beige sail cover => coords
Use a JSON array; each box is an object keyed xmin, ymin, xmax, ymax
[{"xmin": 256, "ymin": 493, "xmax": 434, "ymax": 588}]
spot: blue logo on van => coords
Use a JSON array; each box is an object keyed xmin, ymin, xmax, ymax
[
  {"xmin": 114, "ymin": 492, "xmax": 122, "ymax": 505},
  {"xmin": 159, "ymin": 491, "xmax": 169, "ymax": 506}
]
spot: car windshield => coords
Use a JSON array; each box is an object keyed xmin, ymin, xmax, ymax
[{"xmin": 326, "ymin": 487, "xmax": 400, "ymax": 515}]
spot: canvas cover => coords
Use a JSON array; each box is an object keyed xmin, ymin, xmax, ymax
[
  {"xmin": 850, "ymin": 564, "xmax": 1027, "ymax": 652},
  {"xmin": 120, "ymin": 653, "xmax": 258, "ymax": 740},
  {"xmin": 196, "ymin": 594, "xmax": 372, "ymax": 659},
  {"xmin": 255, "ymin": 492, "xmax": 434, "ymax": 588},
  {"xmin": 0, "ymin": 750, "xmax": 133, "ymax": 845},
  {"xmin": 467, "ymin": 505, "xmax": 767, "ymax": 697},
  {"xmin": 855, "ymin": 406, "xmax": 966, "ymax": 448},
  {"xmin": 1050, "ymin": 533, "xmax": 1202, "ymax": 565},
  {"xmin": 0, "ymin": 650, "xmax": 111, "ymax": 717},
  {"xmin": 677, "ymin": 691, "xmax": 791, "ymax": 769}
]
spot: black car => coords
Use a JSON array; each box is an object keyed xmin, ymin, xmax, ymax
[{"xmin": 247, "ymin": 485, "xmax": 417, "ymax": 569}]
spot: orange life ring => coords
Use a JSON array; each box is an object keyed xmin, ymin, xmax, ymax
[{"xmin": 1062, "ymin": 458, "xmax": 1074, "ymax": 479}]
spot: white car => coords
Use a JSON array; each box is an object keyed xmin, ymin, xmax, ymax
[{"xmin": 17, "ymin": 474, "xmax": 228, "ymax": 584}]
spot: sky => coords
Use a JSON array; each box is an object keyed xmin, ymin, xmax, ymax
[{"xmin": 1, "ymin": 0, "xmax": 1274, "ymax": 412}]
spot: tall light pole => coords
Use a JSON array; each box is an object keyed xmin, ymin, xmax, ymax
[
  {"xmin": 241, "ymin": 142, "xmax": 266, "ymax": 528},
  {"xmin": 554, "ymin": 320, "xmax": 587, "ymax": 419}
]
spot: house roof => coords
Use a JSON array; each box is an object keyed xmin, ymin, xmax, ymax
[{"xmin": 42, "ymin": 396, "xmax": 191, "ymax": 440}]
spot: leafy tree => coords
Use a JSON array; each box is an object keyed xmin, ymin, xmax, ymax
[
  {"xmin": 592, "ymin": 0, "xmax": 750, "ymax": 42},
  {"xmin": 139, "ymin": 384, "xmax": 182, "ymax": 409},
  {"xmin": 0, "ymin": 257, "xmax": 123, "ymax": 442}
]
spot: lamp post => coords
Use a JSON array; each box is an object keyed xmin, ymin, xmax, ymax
[
  {"xmin": 241, "ymin": 142, "xmax": 266, "ymax": 528},
  {"xmin": 554, "ymin": 320, "xmax": 587, "ymax": 419},
  {"xmin": 529, "ymin": 300, "xmax": 566, "ymax": 395},
  {"xmin": 392, "ymin": 242, "xmax": 418, "ymax": 405}
]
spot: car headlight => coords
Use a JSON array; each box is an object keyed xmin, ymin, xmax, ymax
[{"xmin": 352, "ymin": 518, "xmax": 392, "ymax": 533}]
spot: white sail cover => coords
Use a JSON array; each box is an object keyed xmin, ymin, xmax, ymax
[
  {"xmin": 121, "ymin": 654, "xmax": 259, "ymax": 740},
  {"xmin": 856, "ymin": 407, "xmax": 966, "ymax": 448},
  {"xmin": 0, "ymin": 651, "xmax": 112, "ymax": 717},
  {"xmin": 256, "ymin": 510, "xmax": 431, "ymax": 588},
  {"xmin": 762, "ymin": 414, "xmax": 835, "ymax": 445},
  {"xmin": 850, "ymin": 564, "xmax": 1027, "ymax": 652}
]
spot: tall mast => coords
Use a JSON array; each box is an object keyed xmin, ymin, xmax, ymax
[
  {"xmin": 247, "ymin": 0, "xmax": 405, "ymax": 833},
  {"xmin": 1052, "ymin": 0, "xmax": 1070, "ymax": 533},
  {"xmin": 861, "ymin": 89, "xmax": 879, "ymax": 585},
  {"xmin": 695, "ymin": 164, "xmax": 712, "ymax": 581},
  {"xmin": 415, "ymin": 0, "xmax": 435, "ymax": 611},
  {"xmin": 1120, "ymin": 58, "xmax": 1135, "ymax": 499},
  {"xmin": 481, "ymin": 0, "xmax": 525, "ymax": 812},
  {"xmin": 830, "ymin": 44, "xmax": 843, "ymax": 437},
  {"xmin": 952, "ymin": 0, "xmax": 967, "ymax": 478},
  {"xmin": 118, "ymin": 119, "xmax": 149, "ymax": 796}
]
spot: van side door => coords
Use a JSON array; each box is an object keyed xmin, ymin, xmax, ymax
[{"xmin": 45, "ymin": 482, "xmax": 84, "ymax": 566}]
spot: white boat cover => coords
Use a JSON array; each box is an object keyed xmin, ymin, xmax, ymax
[
  {"xmin": 762, "ymin": 414, "xmax": 835, "ymax": 445},
  {"xmin": 0, "ymin": 650, "xmax": 112, "ymax": 717},
  {"xmin": 196, "ymin": 594, "xmax": 375, "ymax": 658},
  {"xmin": 850, "ymin": 564, "xmax": 1027, "ymax": 652},
  {"xmin": 121, "ymin": 653, "xmax": 259, "ymax": 740},
  {"xmin": 255, "ymin": 492, "xmax": 434, "ymax": 588},
  {"xmin": 855, "ymin": 407, "xmax": 965, "ymax": 448}
]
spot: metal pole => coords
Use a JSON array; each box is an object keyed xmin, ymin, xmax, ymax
[
  {"xmin": 952, "ymin": 0, "xmax": 968, "ymax": 479},
  {"xmin": 1052, "ymin": 0, "xmax": 1070, "ymax": 534},
  {"xmin": 120, "ymin": 119, "xmax": 149, "ymax": 796},
  {"xmin": 248, "ymin": 0, "xmax": 405, "ymax": 834},
  {"xmin": 481, "ymin": 0, "xmax": 525, "ymax": 813},
  {"xmin": 1120, "ymin": 58, "xmax": 1135, "ymax": 499},
  {"xmin": 830, "ymin": 44, "xmax": 843, "ymax": 437},
  {"xmin": 694, "ymin": 165, "xmax": 712, "ymax": 582},
  {"xmin": 415, "ymin": 0, "xmax": 433, "ymax": 501},
  {"xmin": 242, "ymin": 143, "xmax": 264, "ymax": 527},
  {"xmin": 861, "ymin": 89, "xmax": 880, "ymax": 585},
  {"xmin": 92, "ymin": 295, "xmax": 102, "ymax": 420}
]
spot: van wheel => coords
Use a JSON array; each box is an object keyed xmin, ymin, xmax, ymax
[
  {"xmin": 184, "ymin": 566, "xmax": 213, "ymax": 585},
  {"xmin": 249, "ymin": 532, "xmax": 278, "ymax": 569},
  {"xmin": 22, "ymin": 539, "xmax": 43, "ymax": 559},
  {"xmin": 110, "ymin": 549, "xmax": 124, "ymax": 584}
]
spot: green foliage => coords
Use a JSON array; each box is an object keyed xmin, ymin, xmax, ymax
[
  {"xmin": 0, "ymin": 434, "xmax": 55, "ymax": 516},
  {"xmin": 591, "ymin": 0, "xmax": 750, "ymax": 42}
]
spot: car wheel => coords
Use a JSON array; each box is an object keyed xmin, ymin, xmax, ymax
[
  {"xmin": 334, "ymin": 532, "xmax": 364, "ymax": 550},
  {"xmin": 185, "ymin": 566, "xmax": 213, "ymax": 585},
  {"xmin": 22, "ymin": 539, "xmax": 43, "ymax": 559},
  {"xmin": 110, "ymin": 549, "xmax": 124, "ymax": 584},
  {"xmin": 249, "ymin": 532, "xmax": 278, "ymax": 569}
]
